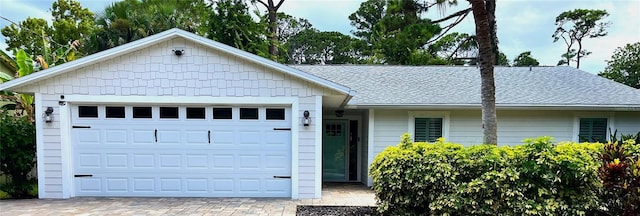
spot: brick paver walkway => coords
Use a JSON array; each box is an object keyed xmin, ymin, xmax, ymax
[{"xmin": 0, "ymin": 183, "xmax": 375, "ymax": 216}]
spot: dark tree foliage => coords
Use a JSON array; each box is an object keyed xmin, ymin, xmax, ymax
[
  {"xmin": 209, "ymin": 0, "xmax": 269, "ymax": 57},
  {"xmin": 286, "ymin": 29, "xmax": 360, "ymax": 64},
  {"xmin": 86, "ymin": 0, "xmax": 209, "ymax": 54},
  {"xmin": 513, "ymin": 51, "xmax": 540, "ymax": 67},
  {"xmin": 599, "ymin": 42, "xmax": 640, "ymax": 89}
]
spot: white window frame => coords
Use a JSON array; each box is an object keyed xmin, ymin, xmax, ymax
[
  {"xmin": 572, "ymin": 112, "xmax": 615, "ymax": 142},
  {"xmin": 408, "ymin": 111, "xmax": 450, "ymax": 142}
]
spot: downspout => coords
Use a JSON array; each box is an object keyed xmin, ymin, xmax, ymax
[{"xmin": 339, "ymin": 90, "xmax": 357, "ymax": 109}]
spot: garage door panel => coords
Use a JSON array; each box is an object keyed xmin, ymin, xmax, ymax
[
  {"xmin": 185, "ymin": 130, "xmax": 209, "ymax": 144},
  {"xmin": 159, "ymin": 178, "xmax": 181, "ymax": 192},
  {"xmin": 73, "ymin": 105, "xmax": 292, "ymax": 197},
  {"xmin": 105, "ymin": 129, "xmax": 127, "ymax": 144},
  {"xmin": 106, "ymin": 178, "xmax": 128, "ymax": 192},
  {"xmin": 78, "ymin": 154, "xmax": 101, "ymax": 168},
  {"xmin": 133, "ymin": 178, "xmax": 155, "ymax": 192},
  {"xmin": 77, "ymin": 178, "xmax": 101, "ymax": 192},
  {"xmin": 76, "ymin": 129, "xmax": 101, "ymax": 145},
  {"xmin": 238, "ymin": 154, "xmax": 261, "ymax": 170},
  {"xmin": 105, "ymin": 154, "xmax": 128, "ymax": 168},
  {"xmin": 211, "ymin": 130, "xmax": 234, "ymax": 145},
  {"xmin": 211, "ymin": 154, "xmax": 234, "ymax": 170},
  {"xmin": 186, "ymin": 154, "xmax": 209, "ymax": 168},
  {"xmin": 157, "ymin": 130, "xmax": 181, "ymax": 144},
  {"xmin": 132, "ymin": 129, "xmax": 155, "ymax": 144},
  {"xmin": 132, "ymin": 154, "xmax": 155, "ymax": 168},
  {"xmin": 158, "ymin": 154, "xmax": 182, "ymax": 168},
  {"xmin": 186, "ymin": 178, "xmax": 208, "ymax": 192}
]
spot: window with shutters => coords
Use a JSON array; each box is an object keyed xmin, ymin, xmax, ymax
[
  {"xmin": 414, "ymin": 118, "xmax": 443, "ymax": 142},
  {"xmin": 408, "ymin": 111, "xmax": 450, "ymax": 142},
  {"xmin": 578, "ymin": 118, "xmax": 607, "ymax": 142}
]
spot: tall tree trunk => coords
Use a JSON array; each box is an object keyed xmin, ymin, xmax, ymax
[
  {"xmin": 268, "ymin": 8, "xmax": 278, "ymax": 60},
  {"xmin": 256, "ymin": 0, "xmax": 285, "ymax": 61},
  {"xmin": 485, "ymin": 0, "xmax": 498, "ymax": 65},
  {"xmin": 469, "ymin": 0, "xmax": 497, "ymax": 144},
  {"xmin": 576, "ymin": 40, "xmax": 582, "ymax": 69}
]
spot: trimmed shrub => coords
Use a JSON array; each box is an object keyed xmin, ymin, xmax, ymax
[
  {"xmin": 0, "ymin": 111, "xmax": 36, "ymax": 198},
  {"xmin": 370, "ymin": 135, "xmax": 602, "ymax": 215}
]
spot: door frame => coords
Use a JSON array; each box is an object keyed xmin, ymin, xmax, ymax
[
  {"xmin": 323, "ymin": 114, "xmax": 362, "ymax": 182},
  {"xmin": 58, "ymin": 95, "xmax": 301, "ymax": 198}
]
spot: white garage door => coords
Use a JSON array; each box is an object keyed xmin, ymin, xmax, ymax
[{"xmin": 71, "ymin": 105, "xmax": 292, "ymax": 197}]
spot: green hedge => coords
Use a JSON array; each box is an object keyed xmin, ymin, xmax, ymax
[
  {"xmin": 370, "ymin": 135, "xmax": 602, "ymax": 215},
  {"xmin": 0, "ymin": 111, "xmax": 36, "ymax": 198}
]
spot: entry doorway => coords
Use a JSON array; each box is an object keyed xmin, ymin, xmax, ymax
[{"xmin": 323, "ymin": 119, "xmax": 360, "ymax": 182}]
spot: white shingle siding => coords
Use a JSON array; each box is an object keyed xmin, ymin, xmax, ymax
[{"xmin": 16, "ymin": 38, "xmax": 339, "ymax": 199}]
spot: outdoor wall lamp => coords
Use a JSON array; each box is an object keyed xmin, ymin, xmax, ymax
[
  {"xmin": 44, "ymin": 107, "xmax": 54, "ymax": 123},
  {"xmin": 302, "ymin": 110, "xmax": 311, "ymax": 127},
  {"xmin": 173, "ymin": 49, "xmax": 184, "ymax": 56},
  {"xmin": 335, "ymin": 110, "xmax": 344, "ymax": 117}
]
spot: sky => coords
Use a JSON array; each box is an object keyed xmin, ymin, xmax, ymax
[{"xmin": 0, "ymin": 0, "xmax": 639, "ymax": 74}]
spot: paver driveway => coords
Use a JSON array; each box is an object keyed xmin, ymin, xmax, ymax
[{"xmin": 0, "ymin": 183, "xmax": 375, "ymax": 216}]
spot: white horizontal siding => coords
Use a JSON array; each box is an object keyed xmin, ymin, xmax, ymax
[
  {"xmin": 495, "ymin": 110, "xmax": 574, "ymax": 145},
  {"xmin": 372, "ymin": 109, "xmax": 408, "ymax": 156},
  {"xmin": 372, "ymin": 110, "xmax": 638, "ymax": 155},
  {"xmin": 614, "ymin": 112, "xmax": 640, "ymax": 138}
]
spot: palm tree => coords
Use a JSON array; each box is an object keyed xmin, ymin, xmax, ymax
[{"xmin": 467, "ymin": 0, "xmax": 497, "ymax": 144}]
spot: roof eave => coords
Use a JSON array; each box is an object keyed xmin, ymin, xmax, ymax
[{"xmin": 345, "ymin": 103, "xmax": 640, "ymax": 111}]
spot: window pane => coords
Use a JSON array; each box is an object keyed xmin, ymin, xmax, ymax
[
  {"xmin": 133, "ymin": 107, "xmax": 152, "ymax": 118},
  {"xmin": 266, "ymin": 108, "xmax": 285, "ymax": 120},
  {"xmin": 160, "ymin": 107, "xmax": 179, "ymax": 119},
  {"xmin": 105, "ymin": 106, "xmax": 125, "ymax": 118},
  {"xmin": 213, "ymin": 108, "xmax": 232, "ymax": 119},
  {"xmin": 186, "ymin": 107, "xmax": 205, "ymax": 119},
  {"xmin": 579, "ymin": 118, "xmax": 607, "ymax": 142},
  {"xmin": 414, "ymin": 118, "xmax": 443, "ymax": 142},
  {"xmin": 78, "ymin": 106, "xmax": 98, "ymax": 118},
  {"xmin": 240, "ymin": 108, "xmax": 258, "ymax": 119}
]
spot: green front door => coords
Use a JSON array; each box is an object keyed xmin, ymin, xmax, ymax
[{"xmin": 323, "ymin": 120, "xmax": 348, "ymax": 181}]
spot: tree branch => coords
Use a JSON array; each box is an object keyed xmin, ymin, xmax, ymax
[
  {"xmin": 255, "ymin": 0, "xmax": 268, "ymax": 8},
  {"xmin": 432, "ymin": 8, "xmax": 471, "ymax": 23},
  {"xmin": 427, "ymin": 10, "xmax": 470, "ymax": 44},
  {"xmin": 275, "ymin": 0, "xmax": 285, "ymax": 10}
]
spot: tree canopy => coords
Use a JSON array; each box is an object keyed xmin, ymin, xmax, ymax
[
  {"xmin": 513, "ymin": 51, "xmax": 540, "ymax": 67},
  {"xmin": 598, "ymin": 42, "xmax": 640, "ymax": 89},
  {"xmin": 553, "ymin": 9, "xmax": 609, "ymax": 69},
  {"xmin": 2, "ymin": 0, "xmax": 93, "ymax": 57}
]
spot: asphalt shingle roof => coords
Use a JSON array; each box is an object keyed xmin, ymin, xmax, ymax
[{"xmin": 291, "ymin": 65, "xmax": 640, "ymax": 107}]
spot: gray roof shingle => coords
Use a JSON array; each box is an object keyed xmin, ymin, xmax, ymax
[{"xmin": 291, "ymin": 65, "xmax": 640, "ymax": 107}]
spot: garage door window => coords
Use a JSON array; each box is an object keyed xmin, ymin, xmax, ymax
[
  {"xmin": 266, "ymin": 108, "xmax": 285, "ymax": 120},
  {"xmin": 133, "ymin": 107, "xmax": 152, "ymax": 118},
  {"xmin": 240, "ymin": 108, "xmax": 259, "ymax": 119},
  {"xmin": 78, "ymin": 106, "xmax": 98, "ymax": 118},
  {"xmin": 160, "ymin": 107, "xmax": 179, "ymax": 119},
  {"xmin": 105, "ymin": 106, "xmax": 125, "ymax": 118},
  {"xmin": 186, "ymin": 107, "xmax": 205, "ymax": 119},
  {"xmin": 213, "ymin": 108, "xmax": 232, "ymax": 119}
]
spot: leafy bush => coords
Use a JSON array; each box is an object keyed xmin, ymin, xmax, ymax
[
  {"xmin": 0, "ymin": 110, "xmax": 36, "ymax": 198},
  {"xmin": 599, "ymin": 139, "xmax": 640, "ymax": 215},
  {"xmin": 370, "ymin": 135, "xmax": 602, "ymax": 215}
]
